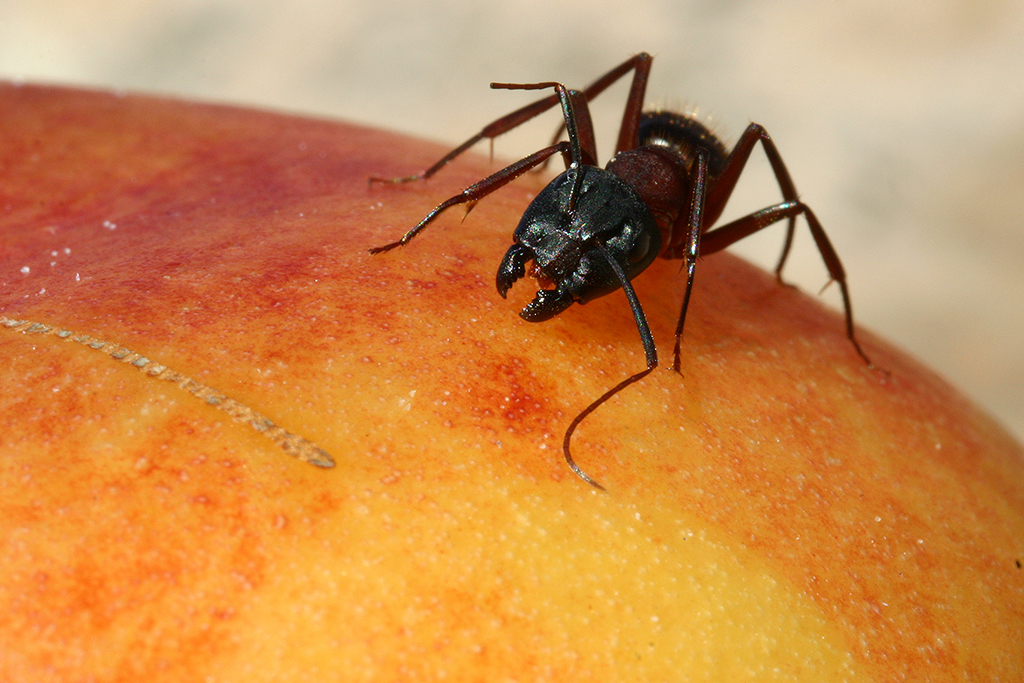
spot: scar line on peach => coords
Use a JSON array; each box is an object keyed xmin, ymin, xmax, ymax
[{"xmin": 1, "ymin": 316, "xmax": 335, "ymax": 468}]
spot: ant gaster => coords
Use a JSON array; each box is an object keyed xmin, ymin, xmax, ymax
[{"xmin": 370, "ymin": 53, "xmax": 872, "ymax": 490}]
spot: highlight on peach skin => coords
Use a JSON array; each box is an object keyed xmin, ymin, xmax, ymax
[{"xmin": 1, "ymin": 82, "xmax": 1023, "ymax": 681}]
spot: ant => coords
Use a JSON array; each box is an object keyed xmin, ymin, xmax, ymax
[{"xmin": 369, "ymin": 52, "xmax": 872, "ymax": 490}]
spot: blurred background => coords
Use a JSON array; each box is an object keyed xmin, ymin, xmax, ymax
[{"xmin": 2, "ymin": 0, "xmax": 1022, "ymax": 443}]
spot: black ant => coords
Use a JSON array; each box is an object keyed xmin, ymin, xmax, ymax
[{"xmin": 369, "ymin": 52, "xmax": 872, "ymax": 490}]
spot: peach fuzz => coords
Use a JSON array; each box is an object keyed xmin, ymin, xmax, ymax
[{"xmin": 1, "ymin": 83, "xmax": 1023, "ymax": 681}]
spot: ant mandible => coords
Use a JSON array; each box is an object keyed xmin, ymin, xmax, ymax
[{"xmin": 369, "ymin": 52, "xmax": 872, "ymax": 490}]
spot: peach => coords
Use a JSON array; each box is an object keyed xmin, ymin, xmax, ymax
[{"xmin": 1, "ymin": 83, "xmax": 1022, "ymax": 681}]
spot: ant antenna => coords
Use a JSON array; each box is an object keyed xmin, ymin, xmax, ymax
[{"xmin": 562, "ymin": 240, "xmax": 658, "ymax": 489}]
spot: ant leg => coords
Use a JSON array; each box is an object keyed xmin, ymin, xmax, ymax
[
  {"xmin": 492, "ymin": 83, "xmax": 598, "ymax": 168},
  {"xmin": 699, "ymin": 201, "xmax": 873, "ymax": 366},
  {"xmin": 609, "ymin": 52, "xmax": 653, "ymax": 155},
  {"xmin": 562, "ymin": 239, "xmax": 659, "ymax": 490},
  {"xmin": 372, "ymin": 52, "xmax": 651, "ymax": 184},
  {"xmin": 370, "ymin": 65, "xmax": 619, "ymax": 185},
  {"xmin": 535, "ymin": 52, "xmax": 654, "ymax": 172},
  {"xmin": 492, "ymin": 82, "xmax": 600, "ymax": 213},
  {"xmin": 372, "ymin": 84, "xmax": 598, "ymax": 254},
  {"xmin": 670, "ymin": 150, "xmax": 711, "ymax": 373},
  {"xmin": 369, "ymin": 134, "xmax": 495, "ymax": 185},
  {"xmin": 549, "ymin": 52, "xmax": 652, "ymax": 153},
  {"xmin": 704, "ymin": 123, "xmax": 803, "ymax": 284},
  {"xmin": 369, "ymin": 142, "xmax": 568, "ymax": 253}
]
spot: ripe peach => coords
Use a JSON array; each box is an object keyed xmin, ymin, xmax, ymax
[{"xmin": 1, "ymin": 83, "xmax": 1022, "ymax": 682}]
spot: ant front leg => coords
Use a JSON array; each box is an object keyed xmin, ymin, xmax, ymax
[
  {"xmin": 371, "ymin": 84, "xmax": 597, "ymax": 254},
  {"xmin": 534, "ymin": 52, "xmax": 654, "ymax": 174},
  {"xmin": 369, "ymin": 142, "xmax": 568, "ymax": 253},
  {"xmin": 490, "ymin": 83, "xmax": 599, "ymax": 186},
  {"xmin": 370, "ymin": 73, "xmax": 595, "ymax": 185}
]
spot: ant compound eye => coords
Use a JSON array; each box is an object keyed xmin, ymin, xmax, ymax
[{"xmin": 627, "ymin": 231, "xmax": 652, "ymax": 264}]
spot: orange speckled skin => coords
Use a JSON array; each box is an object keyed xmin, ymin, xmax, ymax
[{"xmin": 1, "ymin": 84, "xmax": 1022, "ymax": 682}]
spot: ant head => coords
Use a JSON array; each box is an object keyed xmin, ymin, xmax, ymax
[{"xmin": 496, "ymin": 167, "xmax": 661, "ymax": 322}]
